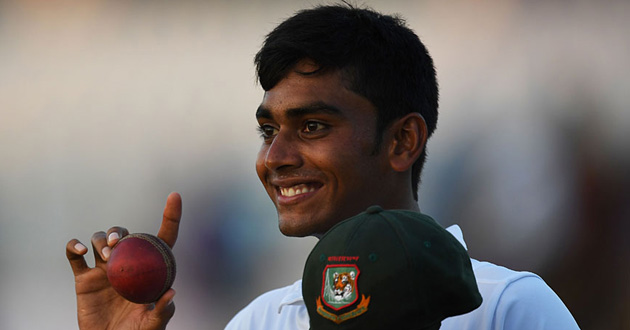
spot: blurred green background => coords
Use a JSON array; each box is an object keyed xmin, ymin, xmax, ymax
[{"xmin": 1, "ymin": 0, "xmax": 628, "ymax": 329}]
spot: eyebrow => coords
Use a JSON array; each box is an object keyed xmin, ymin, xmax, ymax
[{"xmin": 256, "ymin": 102, "xmax": 344, "ymax": 120}]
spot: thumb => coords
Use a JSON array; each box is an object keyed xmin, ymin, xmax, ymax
[{"xmin": 151, "ymin": 289, "xmax": 176, "ymax": 326}]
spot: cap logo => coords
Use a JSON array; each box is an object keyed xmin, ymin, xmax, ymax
[{"xmin": 315, "ymin": 258, "xmax": 370, "ymax": 324}]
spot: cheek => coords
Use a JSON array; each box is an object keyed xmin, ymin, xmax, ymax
[
  {"xmin": 328, "ymin": 146, "xmax": 388, "ymax": 199},
  {"xmin": 255, "ymin": 147, "xmax": 268, "ymax": 184},
  {"xmin": 326, "ymin": 140, "xmax": 379, "ymax": 176}
]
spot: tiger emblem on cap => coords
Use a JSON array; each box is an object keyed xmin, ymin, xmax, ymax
[{"xmin": 332, "ymin": 271, "xmax": 356, "ymax": 301}]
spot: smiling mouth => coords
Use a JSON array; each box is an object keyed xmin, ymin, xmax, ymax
[{"xmin": 278, "ymin": 183, "xmax": 321, "ymax": 197}]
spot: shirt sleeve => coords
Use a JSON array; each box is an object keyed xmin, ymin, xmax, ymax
[
  {"xmin": 224, "ymin": 281, "xmax": 309, "ymax": 330},
  {"xmin": 225, "ymin": 304, "xmax": 257, "ymax": 330},
  {"xmin": 494, "ymin": 276, "xmax": 580, "ymax": 330}
]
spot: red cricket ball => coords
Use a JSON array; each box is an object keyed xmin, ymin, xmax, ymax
[{"xmin": 106, "ymin": 233, "xmax": 176, "ymax": 304}]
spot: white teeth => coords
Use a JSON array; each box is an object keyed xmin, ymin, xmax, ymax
[{"xmin": 280, "ymin": 184, "xmax": 315, "ymax": 197}]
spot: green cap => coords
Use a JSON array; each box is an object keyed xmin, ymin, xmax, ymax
[{"xmin": 302, "ymin": 206, "xmax": 482, "ymax": 330}]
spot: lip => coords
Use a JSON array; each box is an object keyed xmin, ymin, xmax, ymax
[{"xmin": 271, "ymin": 179, "xmax": 323, "ymax": 206}]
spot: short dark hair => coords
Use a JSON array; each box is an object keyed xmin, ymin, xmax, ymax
[{"xmin": 255, "ymin": 3, "xmax": 438, "ymax": 200}]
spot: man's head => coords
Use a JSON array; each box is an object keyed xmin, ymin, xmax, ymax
[{"xmin": 254, "ymin": 4, "xmax": 438, "ymax": 237}]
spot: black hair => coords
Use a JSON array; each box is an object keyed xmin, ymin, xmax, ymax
[{"xmin": 255, "ymin": 3, "xmax": 438, "ymax": 200}]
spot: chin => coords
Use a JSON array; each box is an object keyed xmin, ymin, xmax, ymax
[
  {"xmin": 278, "ymin": 222, "xmax": 313, "ymax": 238},
  {"xmin": 277, "ymin": 215, "xmax": 328, "ymax": 238}
]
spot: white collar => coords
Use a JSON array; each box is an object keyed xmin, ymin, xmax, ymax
[
  {"xmin": 277, "ymin": 279, "xmax": 304, "ymax": 313},
  {"xmin": 279, "ymin": 225, "xmax": 467, "ymax": 313},
  {"xmin": 445, "ymin": 224, "xmax": 467, "ymax": 250}
]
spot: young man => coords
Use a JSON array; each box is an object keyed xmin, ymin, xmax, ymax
[{"xmin": 65, "ymin": 4, "xmax": 579, "ymax": 330}]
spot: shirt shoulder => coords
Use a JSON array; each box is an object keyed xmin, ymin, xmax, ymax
[
  {"xmin": 225, "ymin": 279, "xmax": 308, "ymax": 330},
  {"xmin": 441, "ymin": 259, "xmax": 580, "ymax": 330}
]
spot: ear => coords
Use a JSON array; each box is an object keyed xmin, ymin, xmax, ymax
[{"xmin": 388, "ymin": 113, "xmax": 427, "ymax": 172}]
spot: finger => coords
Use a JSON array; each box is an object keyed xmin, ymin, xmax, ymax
[
  {"xmin": 157, "ymin": 192, "xmax": 182, "ymax": 249},
  {"xmin": 91, "ymin": 231, "xmax": 109, "ymax": 264},
  {"xmin": 106, "ymin": 226, "xmax": 130, "ymax": 247},
  {"xmin": 66, "ymin": 239, "xmax": 90, "ymax": 276},
  {"xmin": 153, "ymin": 288, "xmax": 176, "ymax": 322}
]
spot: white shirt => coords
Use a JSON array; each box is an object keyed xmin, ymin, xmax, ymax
[{"xmin": 225, "ymin": 225, "xmax": 580, "ymax": 330}]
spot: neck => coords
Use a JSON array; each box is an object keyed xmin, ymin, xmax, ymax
[
  {"xmin": 380, "ymin": 195, "xmax": 420, "ymax": 212},
  {"xmin": 375, "ymin": 175, "xmax": 421, "ymax": 212}
]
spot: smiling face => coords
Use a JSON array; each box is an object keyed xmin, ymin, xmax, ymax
[{"xmin": 255, "ymin": 64, "xmax": 398, "ymax": 237}]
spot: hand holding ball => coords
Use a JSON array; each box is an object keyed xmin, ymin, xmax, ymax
[{"xmin": 106, "ymin": 233, "xmax": 176, "ymax": 304}]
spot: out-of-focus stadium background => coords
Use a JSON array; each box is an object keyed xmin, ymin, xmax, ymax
[{"xmin": 1, "ymin": 0, "xmax": 628, "ymax": 329}]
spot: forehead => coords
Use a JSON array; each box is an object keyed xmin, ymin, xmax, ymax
[{"xmin": 257, "ymin": 67, "xmax": 377, "ymax": 121}]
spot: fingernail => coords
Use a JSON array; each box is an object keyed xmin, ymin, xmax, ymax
[
  {"xmin": 108, "ymin": 232, "xmax": 120, "ymax": 244},
  {"xmin": 74, "ymin": 242, "xmax": 87, "ymax": 253},
  {"xmin": 102, "ymin": 246, "xmax": 111, "ymax": 259},
  {"xmin": 167, "ymin": 290, "xmax": 176, "ymax": 305}
]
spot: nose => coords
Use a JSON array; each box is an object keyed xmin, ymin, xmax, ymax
[{"xmin": 263, "ymin": 129, "xmax": 303, "ymax": 171}]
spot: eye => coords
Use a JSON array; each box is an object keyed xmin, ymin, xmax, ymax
[
  {"xmin": 257, "ymin": 124, "xmax": 278, "ymax": 140},
  {"xmin": 303, "ymin": 121, "xmax": 327, "ymax": 133}
]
